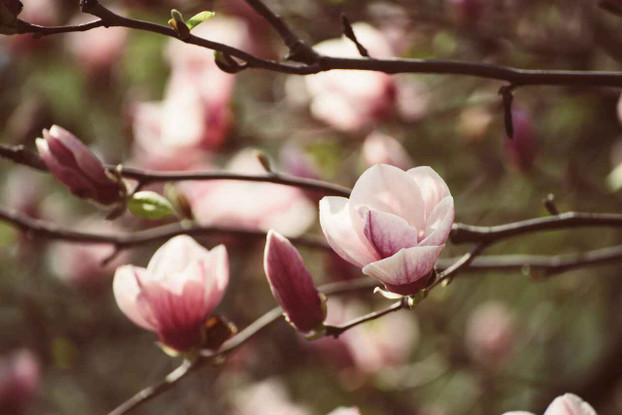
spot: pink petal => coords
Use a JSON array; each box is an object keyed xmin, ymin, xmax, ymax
[
  {"xmin": 544, "ymin": 394, "xmax": 596, "ymax": 415},
  {"xmin": 112, "ymin": 265, "xmax": 156, "ymax": 331},
  {"xmin": 362, "ymin": 245, "xmax": 444, "ymax": 289},
  {"xmin": 147, "ymin": 235, "xmax": 213, "ymax": 280},
  {"xmin": 501, "ymin": 413, "xmax": 535, "ymax": 415},
  {"xmin": 319, "ymin": 196, "xmax": 378, "ymax": 268},
  {"xmin": 349, "ymin": 164, "xmax": 426, "ymax": 233},
  {"xmin": 47, "ymin": 125, "xmax": 112, "ymax": 185},
  {"xmin": 420, "ymin": 196, "xmax": 455, "ymax": 246},
  {"xmin": 407, "ymin": 166, "xmax": 451, "ymax": 219},
  {"xmin": 362, "ymin": 208, "xmax": 418, "ymax": 258}
]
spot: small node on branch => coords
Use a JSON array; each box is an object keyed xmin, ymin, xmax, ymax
[
  {"xmin": 543, "ymin": 193, "xmax": 560, "ymax": 216},
  {"xmin": 168, "ymin": 9, "xmax": 190, "ymax": 40},
  {"xmin": 253, "ymin": 149, "xmax": 273, "ymax": 173},
  {"xmin": 285, "ymin": 40, "xmax": 320, "ymax": 65},
  {"xmin": 341, "ymin": 14, "xmax": 370, "ymax": 58},
  {"xmin": 214, "ymin": 51, "xmax": 248, "ymax": 73},
  {"xmin": 498, "ymin": 85, "xmax": 515, "ymax": 139}
]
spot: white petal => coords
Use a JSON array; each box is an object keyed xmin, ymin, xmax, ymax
[
  {"xmin": 112, "ymin": 265, "xmax": 156, "ymax": 331},
  {"xmin": 319, "ymin": 197, "xmax": 378, "ymax": 268},
  {"xmin": 350, "ymin": 164, "xmax": 426, "ymax": 233},
  {"xmin": 420, "ymin": 196, "xmax": 455, "ymax": 246},
  {"xmin": 544, "ymin": 394, "xmax": 596, "ymax": 415},
  {"xmin": 147, "ymin": 235, "xmax": 212, "ymax": 280},
  {"xmin": 201, "ymin": 244, "xmax": 229, "ymax": 312},
  {"xmin": 407, "ymin": 166, "xmax": 451, "ymax": 218},
  {"xmin": 362, "ymin": 245, "xmax": 444, "ymax": 286}
]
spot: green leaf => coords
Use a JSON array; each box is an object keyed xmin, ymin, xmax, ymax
[
  {"xmin": 186, "ymin": 11, "xmax": 215, "ymax": 31},
  {"xmin": 128, "ymin": 191, "xmax": 177, "ymax": 220}
]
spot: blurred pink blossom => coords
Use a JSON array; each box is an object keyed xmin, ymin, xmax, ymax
[
  {"xmin": 361, "ymin": 131, "xmax": 412, "ymax": 170},
  {"xmin": 448, "ymin": 0, "xmax": 484, "ymax": 24},
  {"xmin": 617, "ymin": 93, "xmax": 622, "ymax": 125},
  {"xmin": 180, "ymin": 148, "xmax": 316, "ymax": 237},
  {"xmin": 48, "ymin": 219, "xmax": 129, "ymax": 287},
  {"xmin": 303, "ymin": 23, "xmax": 396, "ymax": 133},
  {"xmin": 264, "ymin": 230, "xmax": 326, "ymax": 334},
  {"xmin": 0, "ymin": 350, "xmax": 40, "ymax": 415},
  {"xmin": 279, "ymin": 141, "xmax": 321, "ymax": 181},
  {"xmin": 314, "ymin": 299, "xmax": 419, "ymax": 375},
  {"xmin": 113, "ymin": 235, "xmax": 229, "ymax": 352},
  {"xmin": 465, "ymin": 301, "xmax": 516, "ymax": 364},
  {"xmin": 320, "ymin": 164, "xmax": 454, "ymax": 295},
  {"xmin": 66, "ymin": 13, "xmax": 127, "ymax": 74},
  {"xmin": 232, "ymin": 378, "xmax": 312, "ymax": 415},
  {"xmin": 3, "ymin": 167, "xmax": 43, "ymax": 218},
  {"xmin": 502, "ymin": 393, "xmax": 596, "ymax": 415}
]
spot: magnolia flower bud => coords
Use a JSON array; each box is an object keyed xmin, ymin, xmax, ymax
[
  {"xmin": 264, "ymin": 230, "xmax": 326, "ymax": 334},
  {"xmin": 35, "ymin": 125, "xmax": 123, "ymax": 205},
  {"xmin": 505, "ymin": 108, "xmax": 536, "ymax": 172}
]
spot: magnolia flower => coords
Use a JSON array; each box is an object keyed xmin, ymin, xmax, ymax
[
  {"xmin": 264, "ymin": 230, "xmax": 326, "ymax": 334},
  {"xmin": 35, "ymin": 125, "xmax": 123, "ymax": 205},
  {"xmin": 232, "ymin": 378, "xmax": 312, "ymax": 415},
  {"xmin": 113, "ymin": 235, "xmax": 228, "ymax": 352},
  {"xmin": 0, "ymin": 350, "xmax": 40, "ymax": 415},
  {"xmin": 361, "ymin": 131, "xmax": 412, "ymax": 170},
  {"xmin": 320, "ymin": 164, "xmax": 454, "ymax": 295},
  {"xmin": 502, "ymin": 393, "xmax": 596, "ymax": 415}
]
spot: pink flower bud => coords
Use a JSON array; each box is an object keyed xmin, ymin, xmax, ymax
[
  {"xmin": 505, "ymin": 108, "xmax": 536, "ymax": 172},
  {"xmin": 113, "ymin": 235, "xmax": 229, "ymax": 352},
  {"xmin": 320, "ymin": 164, "xmax": 454, "ymax": 295},
  {"xmin": 35, "ymin": 125, "xmax": 123, "ymax": 205},
  {"xmin": 264, "ymin": 230, "xmax": 326, "ymax": 333},
  {"xmin": 361, "ymin": 132, "xmax": 413, "ymax": 170},
  {"xmin": 0, "ymin": 350, "xmax": 40, "ymax": 415}
]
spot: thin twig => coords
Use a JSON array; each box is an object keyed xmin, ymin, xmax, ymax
[{"xmin": 324, "ymin": 298, "xmax": 407, "ymax": 338}]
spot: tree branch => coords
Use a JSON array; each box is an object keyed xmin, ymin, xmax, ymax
[{"xmin": 7, "ymin": 0, "xmax": 622, "ymax": 87}]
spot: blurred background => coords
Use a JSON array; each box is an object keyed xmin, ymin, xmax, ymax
[{"xmin": 1, "ymin": 0, "xmax": 622, "ymax": 413}]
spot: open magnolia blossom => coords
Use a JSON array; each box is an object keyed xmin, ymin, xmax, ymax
[
  {"xmin": 113, "ymin": 235, "xmax": 228, "ymax": 353},
  {"xmin": 503, "ymin": 393, "xmax": 596, "ymax": 415},
  {"xmin": 320, "ymin": 164, "xmax": 454, "ymax": 295}
]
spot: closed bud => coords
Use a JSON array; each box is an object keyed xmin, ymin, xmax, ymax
[
  {"xmin": 264, "ymin": 230, "xmax": 326, "ymax": 334},
  {"xmin": 169, "ymin": 9, "xmax": 190, "ymax": 39},
  {"xmin": 35, "ymin": 125, "xmax": 124, "ymax": 205}
]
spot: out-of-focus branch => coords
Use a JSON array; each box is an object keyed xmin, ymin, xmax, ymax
[
  {"xmin": 0, "ymin": 143, "xmax": 351, "ymax": 197},
  {"xmin": 8, "ymin": 0, "xmax": 622, "ymax": 87}
]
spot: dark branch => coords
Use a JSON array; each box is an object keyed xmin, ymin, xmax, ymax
[{"xmin": 450, "ymin": 212, "xmax": 622, "ymax": 244}]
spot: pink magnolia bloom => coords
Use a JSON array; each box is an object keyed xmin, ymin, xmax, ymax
[
  {"xmin": 0, "ymin": 350, "xmax": 40, "ymax": 415},
  {"xmin": 35, "ymin": 125, "xmax": 123, "ymax": 205},
  {"xmin": 304, "ymin": 23, "xmax": 397, "ymax": 132},
  {"xmin": 361, "ymin": 131, "xmax": 412, "ymax": 170},
  {"xmin": 502, "ymin": 393, "xmax": 596, "ymax": 415},
  {"xmin": 465, "ymin": 301, "xmax": 516, "ymax": 364},
  {"xmin": 113, "ymin": 235, "xmax": 229, "ymax": 352},
  {"xmin": 320, "ymin": 164, "xmax": 454, "ymax": 295},
  {"xmin": 264, "ymin": 230, "xmax": 326, "ymax": 334},
  {"xmin": 66, "ymin": 13, "xmax": 127, "ymax": 74},
  {"xmin": 181, "ymin": 148, "xmax": 316, "ymax": 237}
]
